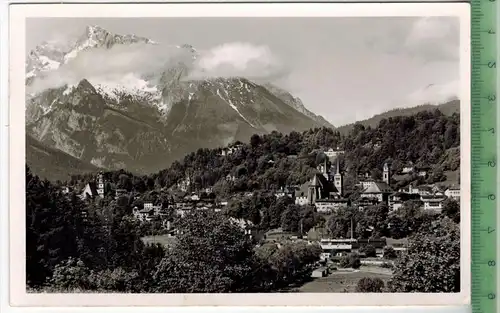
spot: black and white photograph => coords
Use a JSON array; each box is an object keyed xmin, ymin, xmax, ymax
[{"xmin": 9, "ymin": 2, "xmax": 470, "ymax": 307}]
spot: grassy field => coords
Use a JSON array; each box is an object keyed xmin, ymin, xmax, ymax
[{"xmin": 297, "ymin": 267, "xmax": 392, "ymax": 293}]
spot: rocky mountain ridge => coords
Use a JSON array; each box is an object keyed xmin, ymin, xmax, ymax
[{"xmin": 26, "ymin": 25, "xmax": 334, "ymax": 176}]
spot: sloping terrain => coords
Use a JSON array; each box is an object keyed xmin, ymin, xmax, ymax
[
  {"xmin": 26, "ymin": 134, "xmax": 100, "ymax": 181},
  {"xmin": 336, "ymin": 100, "xmax": 460, "ymax": 135},
  {"xmin": 26, "ymin": 25, "xmax": 333, "ymax": 177}
]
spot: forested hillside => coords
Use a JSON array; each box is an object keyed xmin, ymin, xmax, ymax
[
  {"xmin": 335, "ymin": 100, "xmax": 459, "ymax": 135},
  {"xmin": 26, "ymin": 166, "xmax": 323, "ymax": 291},
  {"xmin": 26, "ymin": 106, "xmax": 461, "ymax": 292},
  {"xmin": 64, "ymin": 108, "xmax": 460, "ymax": 197},
  {"xmin": 26, "ymin": 134, "xmax": 101, "ymax": 182}
]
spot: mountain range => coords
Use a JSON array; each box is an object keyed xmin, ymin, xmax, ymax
[
  {"xmin": 25, "ymin": 25, "xmax": 459, "ymax": 182},
  {"xmin": 26, "ymin": 25, "xmax": 335, "ymax": 178}
]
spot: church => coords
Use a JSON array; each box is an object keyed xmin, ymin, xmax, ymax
[
  {"xmin": 359, "ymin": 162, "xmax": 394, "ymax": 204},
  {"xmin": 79, "ymin": 172, "xmax": 105, "ymax": 200},
  {"xmin": 295, "ymin": 149, "xmax": 349, "ymax": 212}
]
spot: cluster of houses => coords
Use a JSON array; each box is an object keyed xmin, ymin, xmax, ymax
[
  {"xmin": 220, "ymin": 143, "xmax": 244, "ymax": 157},
  {"xmin": 398, "ymin": 163, "xmax": 432, "ymax": 177},
  {"xmin": 71, "ymin": 146, "xmax": 460, "ymax": 230},
  {"xmin": 132, "ymin": 202, "xmax": 165, "ymax": 222},
  {"xmin": 70, "ymin": 172, "xmax": 226, "ymax": 227},
  {"xmin": 169, "ymin": 145, "xmax": 460, "ymax": 216},
  {"xmin": 316, "ymin": 237, "xmax": 393, "ymax": 260},
  {"xmin": 271, "ymin": 147, "xmax": 460, "ymax": 214},
  {"xmin": 62, "ymin": 145, "xmax": 459, "ymax": 271},
  {"xmin": 131, "ymin": 195, "xmax": 225, "ymax": 223}
]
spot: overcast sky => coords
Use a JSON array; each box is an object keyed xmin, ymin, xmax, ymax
[{"xmin": 26, "ymin": 17, "xmax": 460, "ymax": 126}]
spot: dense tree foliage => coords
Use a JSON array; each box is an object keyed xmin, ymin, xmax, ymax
[
  {"xmin": 27, "ymin": 169, "xmax": 321, "ymax": 292},
  {"xmin": 387, "ymin": 201, "xmax": 440, "ymax": 239},
  {"xmin": 65, "ymin": 109, "xmax": 459, "ymax": 201},
  {"xmin": 26, "ymin": 108, "xmax": 461, "ymax": 292},
  {"xmin": 388, "ymin": 218, "xmax": 460, "ymax": 292},
  {"xmin": 26, "ymin": 166, "xmax": 85, "ymax": 286},
  {"xmin": 261, "ymin": 241, "xmax": 322, "ymax": 288},
  {"xmin": 150, "ymin": 210, "xmax": 322, "ymax": 293},
  {"xmin": 441, "ymin": 198, "xmax": 460, "ymax": 224},
  {"xmin": 27, "ymin": 166, "xmax": 162, "ymax": 289},
  {"xmin": 322, "ymin": 201, "xmax": 440, "ymax": 241},
  {"xmin": 152, "ymin": 210, "xmax": 258, "ymax": 293}
]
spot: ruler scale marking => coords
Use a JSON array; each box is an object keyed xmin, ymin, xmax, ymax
[{"xmin": 471, "ymin": 1, "xmax": 498, "ymax": 313}]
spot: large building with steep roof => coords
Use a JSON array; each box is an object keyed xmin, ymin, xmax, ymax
[
  {"xmin": 360, "ymin": 162, "xmax": 394, "ymax": 203},
  {"xmin": 361, "ymin": 181, "xmax": 393, "ymax": 202},
  {"xmin": 80, "ymin": 182, "xmax": 99, "ymax": 200},
  {"xmin": 294, "ymin": 148, "xmax": 348, "ymax": 211}
]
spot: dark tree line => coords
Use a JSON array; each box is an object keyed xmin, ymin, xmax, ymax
[
  {"xmin": 52, "ymin": 109, "xmax": 460, "ymax": 238},
  {"xmin": 62, "ymin": 109, "xmax": 459, "ymax": 201},
  {"xmin": 323, "ymin": 198, "xmax": 460, "ymax": 240},
  {"xmin": 26, "ymin": 167, "xmax": 321, "ymax": 292},
  {"xmin": 26, "ymin": 166, "xmax": 164, "ymax": 290},
  {"xmin": 27, "ymin": 108, "xmax": 461, "ymax": 292}
]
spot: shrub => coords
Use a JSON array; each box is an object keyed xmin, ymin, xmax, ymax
[
  {"xmin": 383, "ymin": 246, "xmax": 398, "ymax": 259},
  {"xmin": 339, "ymin": 253, "xmax": 361, "ymax": 269},
  {"xmin": 50, "ymin": 258, "xmax": 91, "ymax": 290},
  {"xmin": 355, "ymin": 277, "xmax": 385, "ymax": 292},
  {"xmin": 89, "ymin": 267, "xmax": 140, "ymax": 292},
  {"xmin": 360, "ymin": 245, "xmax": 377, "ymax": 258}
]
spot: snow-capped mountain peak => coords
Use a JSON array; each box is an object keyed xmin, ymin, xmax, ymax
[
  {"xmin": 63, "ymin": 25, "xmax": 156, "ymax": 63},
  {"xmin": 26, "ymin": 41, "xmax": 67, "ymax": 79},
  {"xmin": 25, "ymin": 24, "xmax": 334, "ymax": 146},
  {"xmin": 26, "ymin": 25, "xmax": 158, "ymax": 79},
  {"xmin": 25, "ymin": 27, "xmax": 336, "ymax": 175}
]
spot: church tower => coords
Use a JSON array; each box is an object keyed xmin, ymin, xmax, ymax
[
  {"xmin": 308, "ymin": 175, "xmax": 319, "ymax": 205},
  {"xmin": 383, "ymin": 162, "xmax": 391, "ymax": 185},
  {"xmin": 317, "ymin": 157, "xmax": 329, "ymax": 180},
  {"xmin": 333, "ymin": 157, "xmax": 343, "ymax": 197},
  {"xmin": 322, "ymin": 158, "xmax": 329, "ymax": 180},
  {"xmin": 97, "ymin": 172, "xmax": 105, "ymax": 198}
]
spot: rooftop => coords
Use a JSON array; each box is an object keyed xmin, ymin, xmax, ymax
[{"xmin": 362, "ymin": 181, "xmax": 393, "ymax": 194}]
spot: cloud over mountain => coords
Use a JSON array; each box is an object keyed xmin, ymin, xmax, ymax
[
  {"xmin": 407, "ymin": 80, "xmax": 459, "ymax": 105},
  {"xmin": 27, "ymin": 37, "xmax": 289, "ymax": 95},
  {"xmin": 27, "ymin": 43, "xmax": 189, "ymax": 94},
  {"xmin": 188, "ymin": 42, "xmax": 288, "ymax": 81}
]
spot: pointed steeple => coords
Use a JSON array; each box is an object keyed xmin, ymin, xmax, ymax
[{"xmin": 334, "ymin": 156, "xmax": 343, "ymax": 197}]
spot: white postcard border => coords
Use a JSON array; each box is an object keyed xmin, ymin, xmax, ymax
[{"xmin": 8, "ymin": 2, "xmax": 471, "ymax": 307}]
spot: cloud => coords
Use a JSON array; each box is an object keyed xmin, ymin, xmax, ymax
[
  {"xmin": 27, "ymin": 41, "xmax": 288, "ymax": 94},
  {"xmin": 406, "ymin": 80, "xmax": 459, "ymax": 105},
  {"xmin": 404, "ymin": 17, "xmax": 460, "ymax": 62},
  {"xmin": 364, "ymin": 17, "xmax": 460, "ymax": 63},
  {"xmin": 188, "ymin": 42, "xmax": 288, "ymax": 82},
  {"xmin": 27, "ymin": 42, "xmax": 191, "ymax": 94}
]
